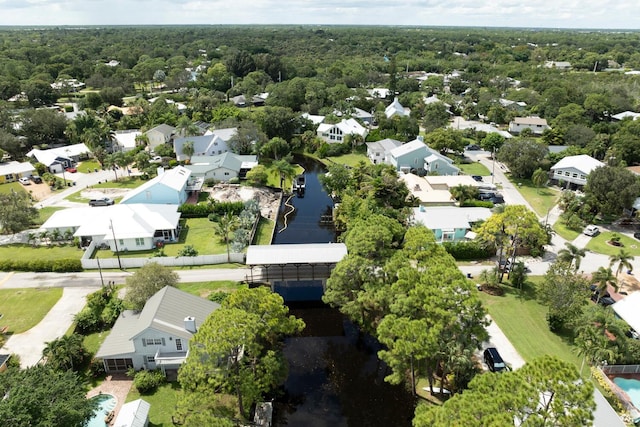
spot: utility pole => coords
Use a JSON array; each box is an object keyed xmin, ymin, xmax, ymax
[
  {"xmin": 96, "ymin": 255, "xmax": 105, "ymax": 287},
  {"xmin": 110, "ymin": 218, "xmax": 122, "ymax": 270},
  {"xmin": 491, "ymin": 147, "xmax": 496, "ymax": 184}
]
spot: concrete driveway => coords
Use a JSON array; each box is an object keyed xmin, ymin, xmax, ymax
[
  {"xmin": 2, "ymin": 287, "xmax": 95, "ymax": 367},
  {"xmin": 483, "ymin": 316, "xmax": 525, "ymax": 371}
]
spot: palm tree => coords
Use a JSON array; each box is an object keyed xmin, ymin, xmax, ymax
[
  {"xmin": 175, "ymin": 116, "xmax": 200, "ymax": 138},
  {"xmin": 182, "ymin": 140, "xmax": 195, "ymax": 163},
  {"xmin": 557, "ymin": 242, "xmax": 586, "ymax": 271},
  {"xmin": 531, "ymin": 168, "xmax": 548, "ymax": 193},
  {"xmin": 272, "ymin": 158, "xmax": 297, "ymax": 191},
  {"xmin": 592, "ymin": 267, "xmax": 618, "ymax": 303},
  {"xmin": 610, "ymin": 249, "xmax": 634, "ymax": 278},
  {"xmin": 27, "ymin": 232, "xmax": 36, "ymax": 247},
  {"xmin": 449, "ymin": 185, "xmax": 478, "ymax": 205},
  {"xmin": 214, "ymin": 213, "xmax": 239, "ymax": 262}
]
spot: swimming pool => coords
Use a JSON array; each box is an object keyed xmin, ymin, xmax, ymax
[
  {"xmin": 613, "ymin": 377, "xmax": 640, "ymax": 409},
  {"xmin": 86, "ymin": 394, "xmax": 117, "ymax": 427}
]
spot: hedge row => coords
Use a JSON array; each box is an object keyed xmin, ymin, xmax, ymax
[
  {"xmin": 178, "ymin": 201, "xmax": 245, "ymax": 218},
  {"xmin": 461, "ymin": 200, "xmax": 494, "ymax": 208},
  {"xmin": 0, "ymin": 258, "xmax": 83, "ymax": 272},
  {"xmin": 442, "ymin": 241, "xmax": 495, "ymax": 260}
]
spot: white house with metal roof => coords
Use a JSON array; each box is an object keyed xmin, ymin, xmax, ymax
[
  {"xmin": 26, "ymin": 143, "xmax": 90, "ymax": 173},
  {"xmin": 366, "ymin": 138, "xmax": 403, "ymax": 165},
  {"xmin": 185, "ymin": 153, "xmax": 258, "ymax": 181},
  {"xmin": 96, "ymin": 286, "xmax": 220, "ymax": 375},
  {"xmin": 388, "ymin": 138, "xmax": 460, "ymax": 175},
  {"xmin": 145, "ymin": 124, "xmax": 176, "ymax": 152},
  {"xmin": 40, "ymin": 204, "xmax": 181, "ymax": 251},
  {"xmin": 385, "ymin": 97, "xmax": 410, "ymax": 119},
  {"xmin": 120, "ymin": 166, "xmax": 191, "ymax": 205},
  {"xmin": 0, "ymin": 161, "xmax": 35, "ymax": 184},
  {"xmin": 173, "ymin": 127, "xmax": 237, "ymax": 161},
  {"xmin": 508, "ymin": 117, "xmax": 550, "ymax": 135},
  {"xmin": 113, "ymin": 130, "xmax": 142, "ymax": 152},
  {"xmin": 550, "ymin": 154, "xmax": 604, "ymax": 188},
  {"xmin": 317, "ymin": 119, "xmax": 368, "ymax": 144},
  {"xmin": 411, "ymin": 206, "xmax": 492, "ymax": 242}
]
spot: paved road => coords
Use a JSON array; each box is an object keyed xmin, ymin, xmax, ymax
[{"xmin": 2, "ymin": 287, "xmax": 96, "ymax": 367}]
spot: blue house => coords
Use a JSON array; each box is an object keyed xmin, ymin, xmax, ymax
[
  {"xmin": 411, "ymin": 206, "xmax": 492, "ymax": 243},
  {"xmin": 120, "ymin": 166, "xmax": 191, "ymax": 205},
  {"xmin": 388, "ymin": 138, "xmax": 460, "ymax": 176}
]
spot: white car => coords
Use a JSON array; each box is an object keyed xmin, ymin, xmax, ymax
[
  {"xmin": 583, "ymin": 225, "xmax": 600, "ymax": 236},
  {"xmin": 18, "ymin": 177, "xmax": 31, "ymax": 185}
]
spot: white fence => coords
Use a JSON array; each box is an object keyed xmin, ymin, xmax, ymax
[
  {"xmin": 602, "ymin": 364, "xmax": 640, "ymax": 375},
  {"xmin": 81, "ymin": 240, "xmax": 245, "ymax": 269}
]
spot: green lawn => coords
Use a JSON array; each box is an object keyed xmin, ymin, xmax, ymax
[
  {"xmin": 509, "ymin": 177, "xmax": 560, "ymax": 217},
  {"xmin": 92, "ymin": 176, "xmax": 146, "ymax": 189},
  {"xmin": 177, "ymin": 281, "xmax": 245, "ymax": 299},
  {"xmin": 458, "ymin": 162, "xmax": 491, "ymax": 176},
  {"xmin": 264, "ymin": 163, "xmax": 305, "ymax": 189},
  {"xmin": 326, "ymin": 152, "xmax": 369, "ymax": 168},
  {"xmin": 477, "ymin": 278, "xmax": 581, "ymax": 371},
  {"xmin": 586, "ymin": 231, "xmax": 640, "ymax": 257},
  {"xmin": 0, "ymin": 288, "xmax": 63, "ymax": 334},
  {"xmin": 34, "ymin": 207, "xmax": 65, "ymax": 225},
  {"xmin": 77, "ymin": 160, "xmax": 102, "ymax": 173},
  {"xmin": 83, "ymin": 330, "xmax": 110, "ymax": 355},
  {"xmin": 253, "ymin": 217, "xmax": 275, "ymax": 245},
  {"xmin": 553, "ymin": 220, "xmax": 581, "ymax": 241},
  {"xmin": 94, "ymin": 217, "xmax": 227, "ymax": 259},
  {"xmin": 126, "ymin": 382, "xmax": 181, "ymax": 427},
  {"xmin": 0, "ymin": 182, "xmax": 26, "ymax": 195},
  {"xmin": 65, "ymin": 190, "xmax": 90, "ymax": 203},
  {"xmin": 0, "ymin": 244, "xmax": 83, "ymax": 261}
]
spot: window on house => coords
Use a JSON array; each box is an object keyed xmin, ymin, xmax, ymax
[
  {"xmin": 145, "ymin": 338, "xmax": 155, "ymax": 345},
  {"xmin": 580, "ymin": 175, "xmax": 586, "ymax": 180},
  {"xmin": 176, "ymin": 339, "xmax": 183, "ymax": 351},
  {"xmin": 572, "ymin": 173, "xmax": 578, "ymax": 178},
  {"xmin": 135, "ymin": 238, "xmax": 144, "ymax": 246},
  {"xmin": 556, "ymin": 170, "xmax": 562, "ymax": 175},
  {"xmin": 442, "ymin": 232, "xmax": 455, "ymax": 242},
  {"xmin": 564, "ymin": 172, "xmax": 570, "ymax": 176},
  {"xmin": 146, "ymin": 356, "xmax": 155, "ymax": 363},
  {"xmin": 154, "ymin": 338, "xmax": 162, "ymax": 345},
  {"xmin": 224, "ymin": 172, "xmax": 229, "ymax": 176},
  {"xmin": 119, "ymin": 239, "xmax": 124, "ymax": 246}
]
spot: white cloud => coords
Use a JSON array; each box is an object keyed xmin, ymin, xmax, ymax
[{"xmin": 0, "ymin": 0, "xmax": 637, "ymax": 28}]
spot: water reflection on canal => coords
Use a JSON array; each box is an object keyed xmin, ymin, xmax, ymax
[{"xmin": 272, "ymin": 156, "xmax": 415, "ymax": 426}]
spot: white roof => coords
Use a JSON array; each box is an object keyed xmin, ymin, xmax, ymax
[
  {"xmin": 424, "ymin": 175, "xmax": 488, "ymax": 189},
  {"xmin": 449, "ymin": 117, "xmax": 512, "ymax": 139},
  {"xmin": 400, "ymin": 174, "xmax": 453, "ymax": 204},
  {"xmin": 368, "ymin": 88, "xmax": 390, "ymax": 98},
  {"xmin": 412, "ymin": 206, "xmax": 492, "ymax": 230},
  {"xmin": 246, "ymin": 243, "xmax": 347, "ymax": 265},
  {"xmin": 27, "ymin": 143, "xmax": 90, "ymax": 166},
  {"xmin": 385, "ymin": 97, "xmax": 409, "ymax": 118},
  {"xmin": 366, "ymin": 138, "xmax": 402, "ymax": 153},
  {"xmin": 0, "ymin": 161, "xmax": 34, "ymax": 176},
  {"xmin": 612, "ymin": 111, "xmax": 640, "ymax": 121},
  {"xmin": 119, "ymin": 166, "xmax": 191, "ymax": 204},
  {"xmin": 42, "ymin": 204, "xmax": 181, "ymax": 241},
  {"xmin": 614, "ymin": 293, "xmax": 640, "ymax": 333},
  {"xmin": 114, "ymin": 130, "xmax": 141, "ymax": 150},
  {"xmin": 390, "ymin": 139, "xmax": 427, "ymax": 158},
  {"xmin": 113, "ymin": 399, "xmax": 150, "ymax": 427},
  {"xmin": 301, "ymin": 113, "xmax": 325, "ymax": 125},
  {"xmin": 318, "ymin": 119, "xmax": 367, "ymax": 138},
  {"xmin": 550, "ymin": 155, "xmax": 604, "ymax": 175},
  {"xmin": 511, "ymin": 116, "xmax": 548, "ymax": 126}
]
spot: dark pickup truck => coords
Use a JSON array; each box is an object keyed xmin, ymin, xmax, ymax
[{"xmin": 89, "ymin": 198, "xmax": 114, "ymax": 207}]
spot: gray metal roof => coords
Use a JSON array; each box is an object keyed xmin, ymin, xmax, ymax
[
  {"xmin": 96, "ymin": 286, "xmax": 220, "ymax": 358},
  {"xmin": 113, "ymin": 398, "xmax": 151, "ymax": 427},
  {"xmin": 246, "ymin": 243, "xmax": 347, "ymax": 266}
]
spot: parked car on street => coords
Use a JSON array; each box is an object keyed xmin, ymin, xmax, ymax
[
  {"xmin": 89, "ymin": 198, "xmax": 114, "ymax": 207},
  {"xmin": 583, "ymin": 225, "xmax": 600, "ymax": 236},
  {"xmin": 472, "ymin": 175, "xmax": 483, "ymax": 182},
  {"xmin": 489, "ymin": 195, "xmax": 505, "ymax": 204},
  {"xmin": 18, "ymin": 177, "xmax": 31, "ymax": 185},
  {"xmin": 466, "ymin": 144, "xmax": 481, "ymax": 151}
]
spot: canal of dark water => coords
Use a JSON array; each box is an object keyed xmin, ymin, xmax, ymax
[{"xmin": 272, "ymin": 156, "xmax": 415, "ymax": 427}]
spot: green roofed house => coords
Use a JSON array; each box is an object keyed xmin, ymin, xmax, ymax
[{"xmin": 96, "ymin": 286, "xmax": 220, "ymax": 378}]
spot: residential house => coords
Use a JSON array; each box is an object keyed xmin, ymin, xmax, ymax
[
  {"xmin": 26, "ymin": 143, "xmax": 90, "ymax": 173},
  {"xmin": 112, "ymin": 399, "xmax": 150, "ymax": 427},
  {"xmin": 411, "ymin": 206, "xmax": 492, "ymax": 242},
  {"xmin": 366, "ymin": 138, "xmax": 402, "ymax": 165},
  {"xmin": 508, "ymin": 117, "xmax": 550, "ymax": 135},
  {"xmin": 231, "ymin": 95, "xmax": 247, "ymax": 107},
  {"xmin": 612, "ymin": 111, "xmax": 640, "ymax": 121},
  {"xmin": 499, "ymin": 98, "xmax": 527, "ymax": 112},
  {"xmin": 0, "ymin": 161, "xmax": 35, "ymax": 183},
  {"xmin": 145, "ymin": 124, "xmax": 176, "ymax": 152},
  {"xmin": 301, "ymin": 113, "xmax": 326, "ymax": 126},
  {"xmin": 424, "ymin": 175, "xmax": 496, "ymax": 192},
  {"xmin": 148, "ymin": 97, "xmax": 187, "ymax": 114},
  {"xmin": 40, "ymin": 204, "xmax": 182, "ymax": 251},
  {"xmin": 388, "ymin": 138, "xmax": 460, "ymax": 175},
  {"xmin": 96, "ymin": 286, "xmax": 220, "ymax": 375},
  {"xmin": 424, "ymin": 95, "xmax": 452, "ymax": 114},
  {"xmin": 544, "ymin": 61, "xmax": 572, "ymax": 69},
  {"xmin": 317, "ymin": 119, "xmax": 368, "ymax": 144},
  {"xmin": 550, "ymin": 154, "xmax": 604, "ymax": 188},
  {"xmin": 186, "ymin": 153, "xmax": 258, "ymax": 181},
  {"xmin": 113, "ymin": 130, "xmax": 142, "ymax": 153},
  {"xmin": 367, "ymin": 88, "xmax": 391, "ymax": 99},
  {"xmin": 173, "ymin": 128, "xmax": 237, "ymax": 161},
  {"xmin": 401, "ymin": 173, "xmax": 456, "ymax": 206},
  {"xmin": 120, "ymin": 166, "xmax": 192, "ymax": 205},
  {"xmin": 450, "ymin": 117, "xmax": 512, "ymax": 139},
  {"xmin": 352, "ymin": 108, "xmax": 375, "ymax": 125},
  {"xmin": 385, "ymin": 97, "xmax": 409, "ymax": 119}
]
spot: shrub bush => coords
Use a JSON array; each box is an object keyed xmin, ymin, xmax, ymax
[
  {"xmin": 133, "ymin": 369, "xmax": 166, "ymax": 394},
  {"xmin": 208, "ymin": 291, "xmax": 229, "ymax": 304},
  {"xmin": 461, "ymin": 200, "xmax": 494, "ymax": 208},
  {"xmin": 0, "ymin": 258, "xmax": 82, "ymax": 272},
  {"xmin": 443, "ymin": 241, "xmax": 494, "ymax": 260},
  {"xmin": 89, "ymin": 358, "xmax": 106, "ymax": 378}
]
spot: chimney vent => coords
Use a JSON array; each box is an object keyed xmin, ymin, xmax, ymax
[{"xmin": 184, "ymin": 316, "xmax": 197, "ymax": 333}]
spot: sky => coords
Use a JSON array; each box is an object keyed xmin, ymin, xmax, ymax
[{"xmin": 0, "ymin": 0, "xmax": 638, "ymax": 29}]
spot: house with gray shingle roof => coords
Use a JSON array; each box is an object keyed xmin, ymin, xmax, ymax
[
  {"xmin": 173, "ymin": 127, "xmax": 237, "ymax": 161},
  {"xmin": 96, "ymin": 286, "xmax": 220, "ymax": 375},
  {"xmin": 366, "ymin": 138, "xmax": 402, "ymax": 165},
  {"xmin": 145, "ymin": 124, "xmax": 176, "ymax": 152},
  {"xmin": 185, "ymin": 153, "xmax": 258, "ymax": 181}
]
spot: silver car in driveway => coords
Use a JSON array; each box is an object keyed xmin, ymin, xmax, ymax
[{"xmin": 583, "ymin": 225, "xmax": 600, "ymax": 236}]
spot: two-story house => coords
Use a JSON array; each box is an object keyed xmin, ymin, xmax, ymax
[
  {"xmin": 388, "ymin": 138, "xmax": 460, "ymax": 175},
  {"xmin": 550, "ymin": 154, "xmax": 604, "ymax": 189},
  {"xmin": 145, "ymin": 124, "xmax": 176, "ymax": 152},
  {"xmin": 316, "ymin": 119, "xmax": 368, "ymax": 144},
  {"xmin": 96, "ymin": 286, "xmax": 220, "ymax": 377},
  {"xmin": 366, "ymin": 138, "xmax": 402, "ymax": 165},
  {"xmin": 508, "ymin": 117, "xmax": 550, "ymax": 135},
  {"xmin": 119, "ymin": 166, "xmax": 191, "ymax": 205}
]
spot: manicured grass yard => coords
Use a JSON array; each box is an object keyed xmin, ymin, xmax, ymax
[
  {"xmin": 458, "ymin": 161, "xmax": 491, "ymax": 176},
  {"xmin": 92, "ymin": 176, "xmax": 146, "ymax": 189},
  {"xmin": 34, "ymin": 206, "xmax": 65, "ymax": 225},
  {"xmin": 326, "ymin": 152, "xmax": 369, "ymax": 168},
  {"xmin": 0, "ymin": 244, "xmax": 83, "ymax": 261},
  {"xmin": 126, "ymin": 382, "xmax": 181, "ymax": 427},
  {"xmin": 83, "ymin": 330, "xmax": 110, "ymax": 355},
  {"xmin": 477, "ymin": 278, "xmax": 581, "ymax": 371},
  {"xmin": 509, "ymin": 176, "xmax": 560, "ymax": 217},
  {"xmin": 177, "ymin": 281, "xmax": 246, "ymax": 299},
  {"xmin": 77, "ymin": 160, "xmax": 102, "ymax": 173},
  {"xmin": 264, "ymin": 163, "xmax": 305, "ymax": 189},
  {"xmin": 253, "ymin": 217, "xmax": 275, "ymax": 245},
  {"xmin": 586, "ymin": 231, "xmax": 640, "ymax": 257},
  {"xmin": 553, "ymin": 220, "xmax": 581, "ymax": 241},
  {"xmin": 0, "ymin": 181, "xmax": 26, "ymax": 195},
  {"xmin": 0, "ymin": 288, "xmax": 63, "ymax": 334}
]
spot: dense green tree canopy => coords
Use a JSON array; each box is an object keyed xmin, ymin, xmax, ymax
[
  {"xmin": 124, "ymin": 262, "xmax": 179, "ymax": 310},
  {"xmin": 585, "ymin": 166, "xmax": 640, "ymax": 216},
  {"xmin": 497, "ymin": 138, "xmax": 548, "ymax": 179}
]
